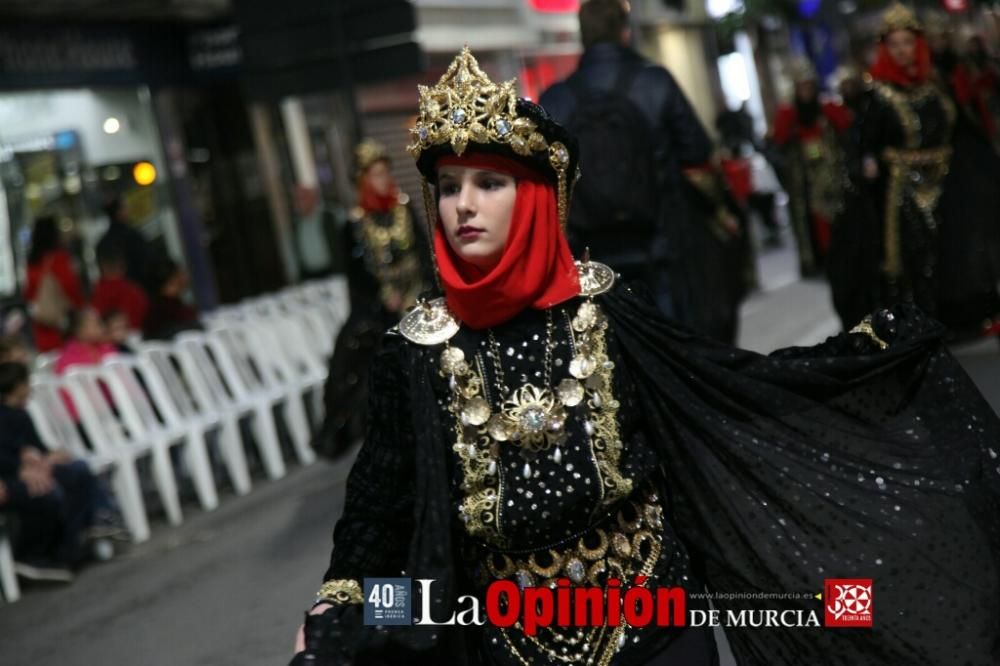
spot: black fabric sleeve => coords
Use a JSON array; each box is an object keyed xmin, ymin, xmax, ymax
[
  {"xmin": 858, "ymin": 88, "xmax": 890, "ymax": 161},
  {"xmin": 291, "ymin": 337, "xmax": 417, "ymax": 666},
  {"xmin": 18, "ymin": 408, "xmax": 48, "ymax": 453},
  {"xmin": 343, "ymin": 218, "xmax": 382, "ymax": 318},
  {"xmin": 323, "ymin": 338, "xmax": 415, "ymax": 583}
]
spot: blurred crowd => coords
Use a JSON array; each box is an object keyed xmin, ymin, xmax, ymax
[
  {"xmin": 1, "ymin": 197, "xmax": 203, "ymax": 584},
  {"xmin": 717, "ymin": 5, "xmax": 1000, "ymax": 339},
  {"xmin": 538, "ymin": 1, "xmax": 1000, "ymax": 346},
  {"xmin": 5, "ymin": 0, "xmax": 1000, "ymax": 598}
]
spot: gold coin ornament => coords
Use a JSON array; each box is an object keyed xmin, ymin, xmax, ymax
[
  {"xmin": 441, "ymin": 346, "xmax": 467, "ymax": 375},
  {"xmin": 462, "ymin": 396, "xmax": 491, "ymax": 426},
  {"xmin": 557, "ymin": 378, "xmax": 585, "ymax": 407}
]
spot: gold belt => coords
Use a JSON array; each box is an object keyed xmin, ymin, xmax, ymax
[
  {"xmin": 485, "ymin": 490, "xmax": 664, "ymax": 666},
  {"xmin": 881, "ymin": 146, "xmax": 952, "ymax": 167}
]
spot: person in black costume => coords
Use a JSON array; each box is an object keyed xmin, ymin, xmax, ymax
[
  {"xmin": 830, "ymin": 4, "xmax": 955, "ymax": 329},
  {"xmin": 292, "ymin": 48, "xmax": 1000, "ymax": 666},
  {"xmin": 933, "ymin": 33, "xmax": 1000, "ymax": 336},
  {"xmin": 312, "ymin": 140, "xmax": 430, "ymax": 459}
]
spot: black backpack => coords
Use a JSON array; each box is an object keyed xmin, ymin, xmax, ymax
[{"xmin": 565, "ymin": 68, "xmax": 659, "ymax": 242}]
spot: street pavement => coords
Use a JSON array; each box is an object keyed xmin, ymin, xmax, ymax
[{"xmin": 1, "ymin": 243, "xmax": 996, "ymax": 666}]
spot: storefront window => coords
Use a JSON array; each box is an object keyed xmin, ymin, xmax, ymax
[{"xmin": 0, "ymin": 86, "xmax": 182, "ymax": 300}]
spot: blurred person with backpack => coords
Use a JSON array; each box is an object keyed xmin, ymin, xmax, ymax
[
  {"xmin": 540, "ymin": 0, "xmax": 712, "ymax": 322},
  {"xmin": 25, "ymin": 216, "xmax": 84, "ymax": 353}
]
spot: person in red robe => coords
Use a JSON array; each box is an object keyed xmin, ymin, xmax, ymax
[
  {"xmin": 90, "ymin": 242, "xmax": 148, "ymax": 332},
  {"xmin": 24, "ymin": 216, "xmax": 84, "ymax": 352},
  {"xmin": 771, "ymin": 58, "xmax": 852, "ymax": 276}
]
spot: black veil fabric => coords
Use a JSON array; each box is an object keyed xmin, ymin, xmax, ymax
[
  {"xmin": 295, "ymin": 282, "xmax": 1000, "ymax": 665},
  {"xmin": 603, "ymin": 284, "xmax": 1000, "ymax": 665}
]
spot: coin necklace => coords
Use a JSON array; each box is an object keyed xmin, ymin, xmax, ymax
[{"xmin": 442, "ymin": 299, "xmax": 601, "ymax": 480}]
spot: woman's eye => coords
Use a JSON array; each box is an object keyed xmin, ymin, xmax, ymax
[
  {"xmin": 481, "ymin": 179, "xmax": 505, "ymax": 190},
  {"xmin": 439, "ymin": 183, "xmax": 459, "ymax": 196}
]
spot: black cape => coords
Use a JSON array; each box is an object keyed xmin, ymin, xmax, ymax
[{"xmin": 296, "ymin": 283, "xmax": 1000, "ymax": 665}]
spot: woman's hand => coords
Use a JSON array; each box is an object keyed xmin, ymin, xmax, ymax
[
  {"xmin": 293, "ymin": 602, "xmax": 334, "ymax": 653},
  {"xmin": 19, "ymin": 466, "xmax": 54, "ymax": 497}
]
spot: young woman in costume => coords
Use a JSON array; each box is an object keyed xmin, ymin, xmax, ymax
[{"xmin": 293, "ymin": 48, "xmax": 1000, "ymax": 666}]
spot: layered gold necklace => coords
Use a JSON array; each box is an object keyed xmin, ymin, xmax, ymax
[{"xmin": 429, "ymin": 259, "xmax": 632, "ymax": 547}]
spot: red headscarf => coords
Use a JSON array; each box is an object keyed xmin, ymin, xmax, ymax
[
  {"xmin": 870, "ymin": 33, "xmax": 932, "ymax": 87},
  {"xmin": 432, "ymin": 153, "xmax": 580, "ymax": 329}
]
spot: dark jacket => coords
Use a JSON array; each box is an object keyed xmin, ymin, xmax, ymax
[
  {"xmin": 0, "ymin": 404, "xmax": 46, "ymax": 483},
  {"xmin": 540, "ymin": 43, "xmax": 711, "ymax": 170},
  {"xmin": 540, "ymin": 42, "xmax": 712, "ymax": 269}
]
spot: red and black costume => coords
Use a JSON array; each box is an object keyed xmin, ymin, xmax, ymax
[
  {"xmin": 772, "ymin": 96, "xmax": 852, "ymax": 274},
  {"xmin": 293, "ymin": 47, "xmax": 1000, "ymax": 666}
]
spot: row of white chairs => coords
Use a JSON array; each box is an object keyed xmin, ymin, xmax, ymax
[{"xmin": 12, "ymin": 277, "xmax": 347, "ymax": 559}]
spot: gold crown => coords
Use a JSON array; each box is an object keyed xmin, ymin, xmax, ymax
[
  {"xmin": 407, "ymin": 47, "xmax": 550, "ymax": 160},
  {"xmin": 880, "ymin": 3, "xmax": 921, "ymax": 36},
  {"xmin": 355, "ymin": 138, "xmax": 390, "ymax": 176}
]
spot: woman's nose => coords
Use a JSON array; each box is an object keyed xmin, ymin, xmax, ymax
[{"xmin": 455, "ymin": 183, "xmax": 475, "ymax": 215}]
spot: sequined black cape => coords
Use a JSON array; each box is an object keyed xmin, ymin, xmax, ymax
[{"xmin": 295, "ymin": 282, "xmax": 1000, "ymax": 665}]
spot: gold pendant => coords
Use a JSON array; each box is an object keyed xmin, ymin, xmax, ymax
[
  {"xmin": 556, "ymin": 378, "xmax": 585, "ymax": 406},
  {"xmin": 501, "ymin": 384, "xmax": 566, "ymax": 449}
]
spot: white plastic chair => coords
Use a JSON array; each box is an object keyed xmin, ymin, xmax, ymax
[
  {"xmin": 174, "ymin": 331, "xmax": 287, "ymax": 480},
  {"xmin": 138, "ymin": 342, "xmax": 251, "ymax": 496},
  {"xmin": 256, "ymin": 315, "xmax": 322, "ymax": 450},
  {"xmin": 208, "ymin": 323, "xmax": 315, "ymax": 466},
  {"xmin": 100, "ymin": 356, "xmax": 219, "ymax": 512},
  {"xmin": 62, "ymin": 366, "xmax": 184, "ymax": 527},
  {"xmin": 33, "ymin": 350, "xmax": 59, "ymax": 375},
  {"xmin": 267, "ymin": 310, "xmax": 329, "ymax": 425},
  {"xmin": 27, "ymin": 377, "xmax": 151, "ymax": 543}
]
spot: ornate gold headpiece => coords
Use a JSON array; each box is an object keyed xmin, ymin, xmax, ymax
[
  {"xmin": 408, "ymin": 47, "xmax": 575, "ymax": 240},
  {"xmin": 355, "ymin": 138, "xmax": 390, "ymax": 178},
  {"xmin": 880, "ymin": 3, "xmax": 921, "ymax": 37},
  {"xmin": 407, "ymin": 47, "xmax": 553, "ymax": 162}
]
